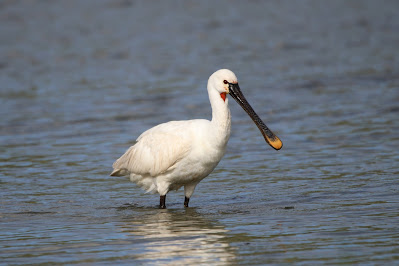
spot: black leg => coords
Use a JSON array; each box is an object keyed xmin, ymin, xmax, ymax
[
  {"xmin": 184, "ymin": 196, "xmax": 190, "ymax": 208},
  {"xmin": 160, "ymin": 195, "xmax": 166, "ymax": 209}
]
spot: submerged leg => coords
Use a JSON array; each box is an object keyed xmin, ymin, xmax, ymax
[
  {"xmin": 160, "ymin": 195, "xmax": 166, "ymax": 209},
  {"xmin": 184, "ymin": 183, "xmax": 197, "ymax": 208},
  {"xmin": 184, "ymin": 196, "xmax": 190, "ymax": 208},
  {"xmin": 157, "ymin": 180, "xmax": 170, "ymax": 209}
]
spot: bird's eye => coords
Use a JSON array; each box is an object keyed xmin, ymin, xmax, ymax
[{"xmin": 223, "ymin": 80, "xmax": 228, "ymax": 84}]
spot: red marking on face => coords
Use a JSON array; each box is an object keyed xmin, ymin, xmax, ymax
[{"xmin": 220, "ymin": 92, "xmax": 226, "ymax": 102}]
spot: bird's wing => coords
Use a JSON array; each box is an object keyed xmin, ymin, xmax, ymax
[{"xmin": 111, "ymin": 121, "xmax": 192, "ymax": 177}]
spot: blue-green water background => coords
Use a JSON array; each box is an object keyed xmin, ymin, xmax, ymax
[{"xmin": 1, "ymin": 1, "xmax": 399, "ymax": 264}]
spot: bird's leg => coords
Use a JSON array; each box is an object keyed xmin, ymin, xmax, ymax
[
  {"xmin": 160, "ymin": 195, "xmax": 166, "ymax": 209},
  {"xmin": 184, "ymin": 196, "xmax": 190, "ymax": 208},
  {"xmin": 184, "ymin": 183, "xmax": 197, "ymax": 208}
]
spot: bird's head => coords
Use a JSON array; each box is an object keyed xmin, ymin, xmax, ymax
[
  {"xmin": 208, "ymin": 69, "xmax": 283, "ymax": 150},
  {"xmin": 208, "ymin": 69, "xmax": 238, "ymax": 102}
]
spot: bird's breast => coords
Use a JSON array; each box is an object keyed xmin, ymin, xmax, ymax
[
  {"xmin": 165, "ymin": 119, "xmax": 230, "ymax": 183},
  {"xmin": 190, "ymin": 135, "xmax": 228, "ymax": 172}
]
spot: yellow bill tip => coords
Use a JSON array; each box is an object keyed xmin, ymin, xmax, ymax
[{"xmin": 266, "ymin": 135, "xmax": 283, "ymax": 150}]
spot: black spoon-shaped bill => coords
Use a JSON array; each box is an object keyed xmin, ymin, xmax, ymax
[{"xmin": 229, "ymin": 83, "xmax": 283, "ymax": 150}]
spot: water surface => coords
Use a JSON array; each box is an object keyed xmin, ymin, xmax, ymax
[{"xmin": 1, "ymin": 0, "xmax": 399, "ymax": 264}]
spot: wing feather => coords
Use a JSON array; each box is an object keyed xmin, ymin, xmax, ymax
[{"xmin": 111, "ymin": 121, "xmax": 192, "ymax": 177}]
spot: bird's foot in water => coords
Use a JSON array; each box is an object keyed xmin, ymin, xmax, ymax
[
  {"xmin": 184, "ymin": 196, "xmax": 190, "ymax": 208},
  {"xmin": 160, "ymin": 195, "xmax": 166, "ymax": 209}
]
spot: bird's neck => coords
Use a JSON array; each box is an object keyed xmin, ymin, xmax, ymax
[{"xmin": 209, "ymin": 89, "xmax": 231, "ymax": 144}]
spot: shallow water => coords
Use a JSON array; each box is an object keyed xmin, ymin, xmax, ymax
[{"xmin": 1, "ymin": 0, "xmax": 399, "ymax": 264}]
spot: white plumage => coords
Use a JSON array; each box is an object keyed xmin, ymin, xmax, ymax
[{"xmin": 111, "ymin": 69, "xmax": 282, "ymax": 208}]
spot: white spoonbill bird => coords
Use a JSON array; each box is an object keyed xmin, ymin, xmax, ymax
[{"xmin": 111, "ymin": 69, "xmax": 282, "ymax": 208}]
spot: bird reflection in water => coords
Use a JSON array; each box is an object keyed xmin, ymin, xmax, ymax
[{"xmin": 118, "ymin": 208, "xmax": 237, "ymax": 264}]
